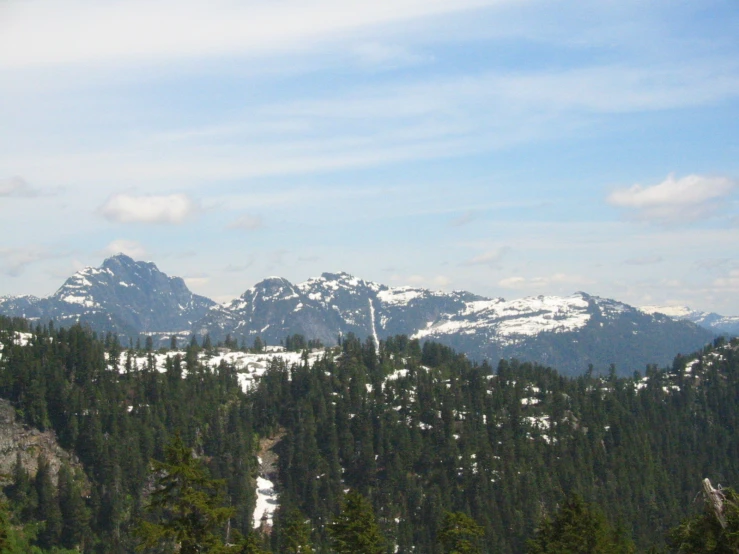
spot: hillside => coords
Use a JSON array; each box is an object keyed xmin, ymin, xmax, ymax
[{"xmin": 1, "ymin": 315, "xmax": 738, "ymax": 552}]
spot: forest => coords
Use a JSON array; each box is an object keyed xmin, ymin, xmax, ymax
[{"xmin": 0, "ymin": 314, "xmax": 737, "ymax": 552}]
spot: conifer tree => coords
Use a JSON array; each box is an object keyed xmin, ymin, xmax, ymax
[
  {"xmin": 328, "ymin": 490, "xmax": 384, "ymax": 554},
  {"xmin": 527, "ymin": 494, "xmax": 634, "ymax": 554},
  {"xmin": 135, "ymin": 434, "xmax": 234, "ymax": 553},
  {"xmin": 35, "ymin": 455, "xmax": 62, "ymax": 549},
  {"xmin": 437, "ymin": 511, "xmax": 485, "ymax": 554},
  {"xmin": 275, "ymin": 507, "xmax": 314, "ymax": 553},
  {"xmin": 58, "ymin": 462, "xmax": 91, "ymax": 550}
]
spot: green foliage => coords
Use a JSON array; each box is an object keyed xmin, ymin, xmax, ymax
[
  {"xmin": 527, "ymin": 494, "xmax": 634, "ymax": 554},
  {"xmin": 135, "ymin": 434, "xmax": 234, "ymax": 553},
  {"xmin": 273, "ymin": 507, "xmax": 314, "ymax": 553},
  {"xmin": 437, "ymin": 511, "xmax": 485, "ymax": 553},
  {"xmin": 3, "ymin": 316, "xmax": 739, "ymax": 553},
  {"xmin": 0, "ymin": 319, "xmax": 258, "ymax": 553},
  {"xmin": 328, "ymin": 491, "xmax": 384, "ymax": 554}
]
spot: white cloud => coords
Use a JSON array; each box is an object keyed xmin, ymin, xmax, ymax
[
  {"xmin": 624, "ymin": 255, "xmax": 663, "ymax": 266},
  {"xmin": 227, "ymin": 214, "xmax": 265, "ymax": 231},
  {"xmin": 498, "ymin": 273, "xmax": 595, "ymax": 290},
  {"xmin": 712, "ymin": 269, "xmax": 739, "ymax": 292},
  {"xmin": 463, "ymin": 247, "xmax": 508, "ymax": 267},
  {"xmin": 102, "ymin": 239, "xmax": 147, "ymax": 259},
  {"xmin": 0, "ymin": 176, "xmax": 37, "ymax": 197},
  {"xmin": 99, "ymin": 193, "xmax": 198, "ymax": 224},
  {"xmin": 5, "ymin": 60, "xmax": 739, "ymax": 189},
  {"xmin": 0, "ymin": 0, "xmax": 503, "ymax": 69},
  {"xmin": 607, "ymin": 173, "xmax": 736, "ymax": 223}
]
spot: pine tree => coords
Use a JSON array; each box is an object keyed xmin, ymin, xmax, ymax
[
  {"xmin": 437, "ymin": 511, "xmax": 485, "ymax": 554},
  {"xmin": 35, "ymin": 455, "xmax": 62, "ymax": 549},
  {"xmin": 275, "ymin": 507, "xmax": 314, "ymax": 553},
  {"xmin": 58, "ymin": 462, "xmax": 91, "ymax": 550},
  {"xmin": 527, "ymin": 494, "xmax": 634, "ymax": 554},
  {"xmin": 328, "ymin": 490, "xmax": 384, "ymax": 554},
  {"xmin": 135, "ymin": 434, "xmax": 235, "ymax": 553}
]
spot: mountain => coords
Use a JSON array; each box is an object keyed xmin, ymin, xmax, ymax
[
  {"xmin": 640, "ymin": 305, "xmax": 739, "ymax": 336},
  {"xmin": 194, "ymin": 275, "xmax": 713, "ymax": 374},
  {"xmin": 0, "ymin": 254, "xmax": 215, "ymax": 336},
  {"xmin": 0, "ymin": 257, "xmax": 716, "ymax": 375}
]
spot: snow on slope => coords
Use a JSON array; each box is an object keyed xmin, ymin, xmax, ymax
[
  {"xmin": 640, "ymin": 305, "xmax": 701, "ymax": 319},
  {"xmin": 253, "ymin": 466, "xmax": 277, "ymax": 529},
  {"xmin": 413, "ymin": 293, "xmax": 591, "ymax": 342},
  {"xmin": 110, "ymin": 347, "xmax": 326, "ymax": 393}
]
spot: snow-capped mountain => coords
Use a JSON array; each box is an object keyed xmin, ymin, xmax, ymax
[
  {"xmin": 0, "ymin": 254, "xmax": 215, "ymax": 335},
  {"xmin": 640, "ymin": 305, "xmax": 739, "ymax": 336},
  {"xmin": 0, "ymin": 257, "xmax": 717, "ymax": 375},
  {"xmin": 193, "ymin": 272, "xmax": 714, "ymax": 375}
]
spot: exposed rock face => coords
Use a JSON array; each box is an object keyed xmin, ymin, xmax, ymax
[{"xmin": 0, "ymin": 398, "xmax": 78, "ymax": 485}]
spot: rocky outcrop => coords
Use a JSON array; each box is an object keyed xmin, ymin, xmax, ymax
[{"xmin": 0, "ymin": 398, "xmax": 79, "ymax": 486}]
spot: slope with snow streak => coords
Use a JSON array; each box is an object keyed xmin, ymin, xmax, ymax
[{"xmin": 253, "ymin": 463, "xmax": 278, "ymax": 529}]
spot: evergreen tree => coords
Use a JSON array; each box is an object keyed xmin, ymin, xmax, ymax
[
  {"xmin": 527, "ymin": 494, "xmax": 634, "ymax": 554},
  {"xmin": 275, "ymin": 507, "xmax": 314, "ymax": 553},
  {"xmin": 437, "ymin": 511, "xmax": 485, "ymax": 554},
  {"xmin": 135, "ymin": 434, "xmax": 235, "ymax": 554},
  {"xmin": 34, "ymin": 455, "xmax": 62, "ymax": 549},
  {"xmin": 58, "ymin": 462, "xmax": 91, "ymax": 550},
  {"xmin": 328, "ymin": 490, "xmax": 384, "ymax": 554}
]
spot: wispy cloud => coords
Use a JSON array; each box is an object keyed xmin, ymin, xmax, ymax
[
  {"xmin": 712, "ymin": 269, "xmax": 739, "ymax": 293},
  {"xmin": 227, "ymin": 214, "xmax": 265, "ymax": 231},
  {"xmin": 498, "ymin": 273, "xmax": 595, "ymax": 290},
  {"xmin": 608, "ymin": 173, "xmax": 736, "ymax": 223},
  {"xmin": 98, "ymin": 193, "xmax": 199, "ymax": 224},
  {"xmin": 449, "ymin": 211, "xmax": 477, "ymax": 227},
  {"xmin": 463, "ymin": 247, "xmax": 509, "ymax": 268},
  {"xmin": 0, "ymin": 176, "xmax": 38, "ymax": 197},
  {"xmin": 102, "ymin": 239, "xmax": 147, "ymax": 259},
  {"xmin": 624, "ymin": 255, "xmax": 663, "ymax": 266},
  {"xmin": 224, "ymin": 260, "xmax": 254, "ymax": 273},
  {"xmin": 5, "ymin": 59, "xmax": 739, "ymax": 188},
  {"xmin": 0, "ymin": 246, "xmax": 61, "ymax": 277},
  {"xmin": 0, "ymin": 0, "xmax": 503, "ymax": 69},
  {"xmin": 351, "ymin": 42, "xmax": 432, "ymax": 69}
]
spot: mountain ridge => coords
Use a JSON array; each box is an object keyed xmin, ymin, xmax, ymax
[{"xmin": 0, "ymin": 254, "xmax": 719, "ymax": 375}]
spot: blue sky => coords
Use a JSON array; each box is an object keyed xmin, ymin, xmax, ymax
[{"xmin": 1, "ymin": 0, "xmax": 738, "ymax": 313}]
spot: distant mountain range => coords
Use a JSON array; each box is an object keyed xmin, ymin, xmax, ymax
[
  {"xmin": 0, "ymin": 254, "xmax": 723, "ymax": 375},
  {"xmin": 639, "ymin": 305, "xmax": 739, "ymax": 336}
]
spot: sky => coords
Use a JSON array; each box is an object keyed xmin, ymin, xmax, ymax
[{"xmin": 1, "ymin": 0, "xmax": 738, "ymax": 313}]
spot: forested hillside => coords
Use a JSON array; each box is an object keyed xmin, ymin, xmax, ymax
[
  {"xmin": 0, "ymin": 315, "xmax": 737, "ymax": 552},
  {"xmin": 0, "ymin": 316, "xmax": 258, "ymax": 553}
]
